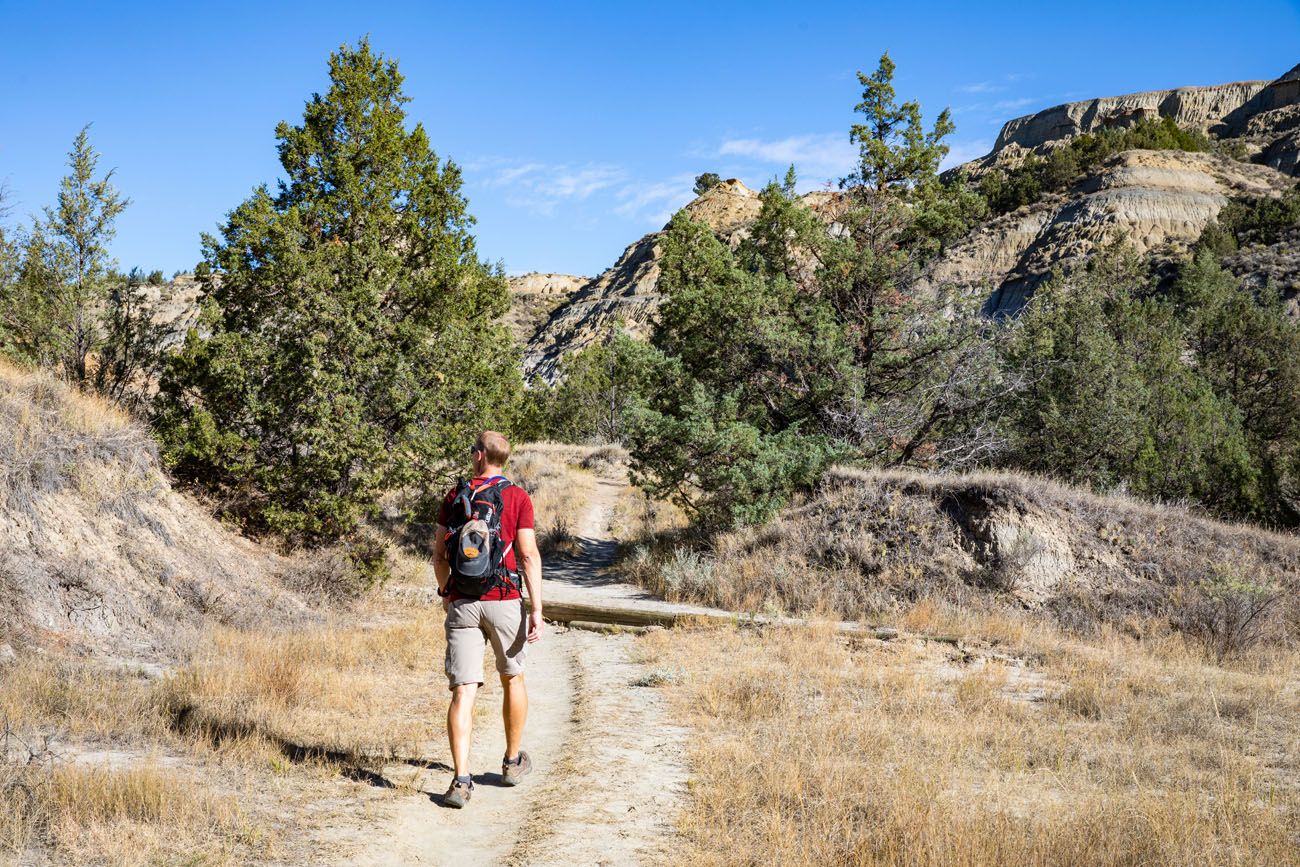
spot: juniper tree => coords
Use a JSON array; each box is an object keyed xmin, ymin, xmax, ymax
[
  {"xmin": 847, "ymin": 52, "xmax": 954, "ymax": 193},
  {"xmin": 692, "ymin": 172, "xmax": 722, "ymax": 196},
  {"xmin": 155, "ymin": 39, "xmax": 522, "ymax": 549},
  {"xmin": 0, "ymin": 129, "xmax": 129, "ymax": 382},
  {"xmin": 1000, "ymin": 250, "xmax": 1257, "ymax": 514}
]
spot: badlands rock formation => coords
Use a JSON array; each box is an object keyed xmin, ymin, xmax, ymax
[
  {"xmin": 927, "ymin": 149, "xmax": 1294, "ymax": 314},
  {"xmin": 985, "ymin": 63, "xmax": 1300, "ymax": 160},
  {"xmin": 521, "ymin": 64, "xmax": 1300, "ymax": 376},
  {"xmin": 505, "ymin": 272, "xmax": 588, "ymax": 343}
]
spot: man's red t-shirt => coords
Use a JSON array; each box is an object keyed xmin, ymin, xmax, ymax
[{"xmin": 437, "ymin": 476, "xmax": 534, "ymax": 602}]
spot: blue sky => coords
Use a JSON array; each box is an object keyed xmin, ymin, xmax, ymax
[{"xmin": 2, "ymin": 1, "xmax": 1298, "ymax": 278}]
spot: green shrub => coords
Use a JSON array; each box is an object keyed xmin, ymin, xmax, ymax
[{"xmin": 1198, "ymin": 187, "xmax": 1300, "ymax": 252}]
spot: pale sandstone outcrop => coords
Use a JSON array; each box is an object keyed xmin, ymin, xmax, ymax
[
  {"xmin": 508, "ymin": 272, "xmax": 589, "ymax": 296},
  {"xmin": 526, "ymin": 148, "xmax": 1295, "ymax": 375}
]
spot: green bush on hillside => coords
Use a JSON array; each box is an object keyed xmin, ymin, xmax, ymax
[
  {"xmin": 1197, "ymin": 186, "xmax": 1300, "ymax": 255},
  {"xmin": 980, "ymin": 116, "xmax": 1210, "ymax": 215}
]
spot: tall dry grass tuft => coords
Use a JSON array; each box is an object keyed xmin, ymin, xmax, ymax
[
  {"xmin": 157, "ymin": 614, "xmax": 443, "ymax": 763},
  {"xmin": 640, "ymin": 616, "xmax": 1300, "ymax": 865},
  {"xmin": 1, "ymin": 745, "xmax": 262, "ymax": 866}
]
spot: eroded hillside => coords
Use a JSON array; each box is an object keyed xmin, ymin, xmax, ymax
[
  {"xmin": 523, "ymin": 63, "xmax": 1300, "ymax": 377},
  {"xmin": 0, "ymin": 359, "xmax": 307, "ymax": 662}
]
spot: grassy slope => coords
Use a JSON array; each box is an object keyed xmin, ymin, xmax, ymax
[
  {"xmin": 618, "ymin": 466, "xmax": 1300, "ymax": 655},
  {"xmin": 613, "ymin": 463, "xmax": 1300, "ymax": 864}
]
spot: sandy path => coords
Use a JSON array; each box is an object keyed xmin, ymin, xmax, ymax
[{"xmin": 325, "ymin": 473, "xmax": 688, "ymax": 866}]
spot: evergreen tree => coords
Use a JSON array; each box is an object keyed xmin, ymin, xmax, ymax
[
  {"xmin": 1000, "ymin": 250, "xmax": 1256, "ymax": 511},
  {"xmin": 91, "ymin": 267, "xmax": 170, "ymax": 413},
  {"xmin": 846, "ymin": 52, "xmax": 954, "ymax": 192},
  {"xmin": 692, "ymin": 172, "xmax": 722, "ymax": 196},
  {"xmin": 0, "ymin": 187, "xmax": 15, "ymax": 294},
  {"xmin": 154, "ymin": 40, "xmax": 522, "ymax": 548},
  {"xmin": 544, "ymin": 332, "xmax": 651, "ymax": 443},
  {"xmin": 620, "ymin": 57, "xmax": 997, "ymax": 529},
  {"xmin": 0, "ymin": 128, "xmax": 128, "ymax": 381},
  {"xmin": 1171, "ymin": 251, "xmax": 1300, "ymax": 521}
]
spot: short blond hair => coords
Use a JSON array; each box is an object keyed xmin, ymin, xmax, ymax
[{"xmin": 475, "ymin": 430, "xmax": 510, "ymax": 467}]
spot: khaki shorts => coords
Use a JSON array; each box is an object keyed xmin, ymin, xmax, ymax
[{"xmin": 444, "ymin": 597, "xmax": 529, "ymax": 688}]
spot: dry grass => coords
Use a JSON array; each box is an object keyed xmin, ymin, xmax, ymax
[
  {"xmin": 158, "ymin": 613, "xmax": 443, "ymax": 763},
  {"xmin": 0, "ymin": 759, "xmax": 262, "ymax": 866},
  {"xmin": 640, "ymin": 612, "xmax": 1300, "ymax": 866},
  {"xmin": 511, "ymin": 443, "xmax": 601, "ymax": 557},
  {"xmin": 0, "ymin": 356, "xmax": 162, "ymax": 513},
  {"xmin": 0, "ymin": 601, "xmax": 447, "ymax": 864},
  {"xmin": 0, "ymin": 658, "xmax": 163, "ymax": 741}
]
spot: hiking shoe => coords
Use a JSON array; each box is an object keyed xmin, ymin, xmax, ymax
[
  {"xmin": 501, "ymin": 751, "xmax": 532, "ymax": 786},
  {"xmin": 443, "ymin": 777, "xmax": 473, "ymax": 808}
]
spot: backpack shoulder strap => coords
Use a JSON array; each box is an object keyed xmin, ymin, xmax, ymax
[{"xmin": 447, "ymin": 478, "xmax": 474, "ymax": 526}]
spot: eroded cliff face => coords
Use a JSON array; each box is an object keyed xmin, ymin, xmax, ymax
[
  {"xmin": 505, "ymin": 272, "xmax": 589, "ymax": 344},
  {"xmin": 927, "ymin": 150, "xmax": 1294, "ymax": 314},
  {"xmin": 993, "ymin": 82, "xmax": 1271, "ymax": 152},
  {"xmin": 991, "ymin": 64, "xmax": 1300, "ymax": 152}
]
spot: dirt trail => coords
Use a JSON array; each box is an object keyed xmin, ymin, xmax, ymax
[{"xmin": 326, "ymin": 474, "xmax": 688, "ymax": 866}]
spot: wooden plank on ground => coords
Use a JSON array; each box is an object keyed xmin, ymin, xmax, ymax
[{"xmin": 541, "ymin": 599, "xmax": 955, "ymax": 644}]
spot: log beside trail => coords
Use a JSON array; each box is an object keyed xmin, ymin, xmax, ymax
[{"xmin": 541, "ymin": 598, "xmax": 958, "ymax": 644}]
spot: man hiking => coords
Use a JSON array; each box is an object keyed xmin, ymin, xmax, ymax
[{"xmin": 433, "ymin": 430, "xmax": 543, "ymax": 809}]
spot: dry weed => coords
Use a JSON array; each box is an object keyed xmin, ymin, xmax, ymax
[
  {"xmin": 1, "ymin": 748, "xmax": 265, "ymax": 865},
  {"xmin": 158, "ymin": 614, "xmax": 442, "ymax": 763},
  {"xmin": 641, "ymin": 619, "xmax": 1300, "ymax": 865}
]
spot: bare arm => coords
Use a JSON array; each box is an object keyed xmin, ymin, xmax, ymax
[
  {"xmin": 433, "ymin": 524, "xmax": 451, "ymax": 609},
  {"xmin": 515, "ymin": 527, "xmax": 544, "ymax": 642}
]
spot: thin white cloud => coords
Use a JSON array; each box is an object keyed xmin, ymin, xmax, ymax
[
  {"xmin": 940, "ymin": 139, "xmax": 993, "ymax": 170},
  {"xmin": 957, "ymin": 81, "xmax": 1004, "ymax": 94},
  {"xmin": 993, "ymin": 97, "xmax": 1038, "ymax": 112},
  {"xmin": 956, "ymin": 95, "xmax": 1040, "ymax": 116},
  {"xmin": 614, "ymin": 173, "xmax": 697, "ymax": 227},
  {"xmin": 718, "ymin": 133, "xmax": 857, "ymax": 180},
  {"xmin": 491, "ymin": 163, "xmax": 546, "ymax": 186},
  {"xmin": 477, "ymin": 161, "xmax": 627, "ymax": 216}
]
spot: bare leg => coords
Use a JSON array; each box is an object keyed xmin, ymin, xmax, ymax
[
  {"xmin": 501, "ymin": 672, "xmax": 528, "ymax": 759},
  {"xmin": 448, "ymin": 682, "xmax": 478, "ymax": 777}
]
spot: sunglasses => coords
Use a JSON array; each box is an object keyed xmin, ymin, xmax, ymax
[{"xmin": 469, "ymin": 444, "xmax": 484, "ymax": 456}]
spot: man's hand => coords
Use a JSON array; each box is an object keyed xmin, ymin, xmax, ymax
[
  {"xmin": 442, "ymin": 595, "xmax": 451, "ymax": 613},
  {"xmin": 527, "ymin": 608, "xmax": 543, "ymax": 643}
]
